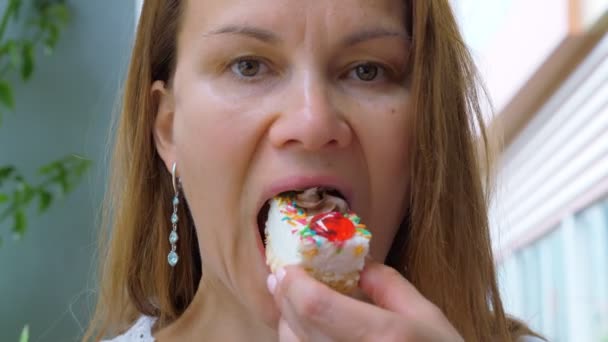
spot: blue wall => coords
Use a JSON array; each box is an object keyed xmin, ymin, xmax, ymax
[{"xmin": 0, "ymin": 1, "xmax": 135, "ymax": 341}]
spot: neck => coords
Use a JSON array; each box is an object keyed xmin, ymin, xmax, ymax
[{"xmin": 155, "ymin": 272, "xmax": 277, "ymax": 341}]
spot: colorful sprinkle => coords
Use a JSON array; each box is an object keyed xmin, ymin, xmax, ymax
[{"xmin": 275, "ymin": 194, "xmax": 372, "ymax": 245}]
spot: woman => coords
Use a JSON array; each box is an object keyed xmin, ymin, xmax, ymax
[{"xmin": 85, "ymin": 0, "xmax": 543, "ymax": 341}]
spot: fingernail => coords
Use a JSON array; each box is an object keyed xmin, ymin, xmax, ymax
[
  {"xmin": 276, "ymin": 267, "xmax": 286, "ymax": 284},
  {"xmin": 267, "ymin": 274, "xmax": 277, "ymax": 294}
]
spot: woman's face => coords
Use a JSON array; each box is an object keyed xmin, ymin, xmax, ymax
[{"xmin": 154, "ymin": 0, "xmax": 412, "ymax": 324}]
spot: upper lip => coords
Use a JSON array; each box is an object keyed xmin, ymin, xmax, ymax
[{"xmin": 255, "ymin": 175, "xmax": 354, "ymax": 216}]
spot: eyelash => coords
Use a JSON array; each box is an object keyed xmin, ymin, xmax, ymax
[
  {"xmin": 226, "ymin": 56, "xmax": 395, "ymax": 84},
  {"xmin": 343, "ymin": 62, "xmax": 390, "ymax": 83},
  {"xmin": 228, "ymin": 56, "xmax": 272, "ymax": 83}
]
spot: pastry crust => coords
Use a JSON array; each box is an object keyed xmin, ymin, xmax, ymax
[{"xmin": 266, "ymin": 237, "xmax": 360, "ymax": 294}]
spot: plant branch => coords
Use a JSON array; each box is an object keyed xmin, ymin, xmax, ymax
[{"xmin": 0, "ymin": 1, "xmax": 14, "ymax": 42}]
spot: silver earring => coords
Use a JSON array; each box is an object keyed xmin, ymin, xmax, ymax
[{"xmin": 168, "ymin": 162, "xmax": 180, "ymax": 267}]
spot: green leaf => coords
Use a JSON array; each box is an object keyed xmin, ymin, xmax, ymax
[
  {"xmin": 71, "ymin": 155, "xmax": 91, "ymax": 177},
  {"xmin": 45, "ymin": 24, "xmax": 60, "ymax": 48},
  {"xmin": 13, "ymin": 187, "xmax": 22, "ymax": 205},
  {"xmin": 75, "ymin": 160, "xmax": 91, "ymax": 177},
  {"xmin": 13, "ymin": 1, "xmax": 23, "ymax": 19},
  {"xmin": 59, "ymin": 173, "xmax": 70, "ymax": 194},
  {"xmin": 47, "ymin": 4, "xmax": 70, "ymax": 25},
  {"xmin": 3, "ymin": 0, "xmax": 22, "ymax": 22},
  {"xmin": 37, "ymin": 190, "xmax": 52, "ymax": 213},
  {"xmin": 0, "ymin": 193, "xmax": 8, "ymax": 203},
  {"xmin": 13, "ymin": 209, "xmax": 27, "ymax": 238},
  {"xmin": 0, "ymin": 166, "xmax": 15, "ymax": 180},
  {"xmin": 38, "ymin": 161, "xmax": 58, "ymax": 175},
  {"xmin": 20, "ymin": 182, "xmax": 35, "ymax": 205},
  {"xmin": 0, "ymin": 81, "xmax": 15, "ymax": 109},
  {"xmin": 21, "ymin": 42, "xmax": 34, "ymax": 80},
  {"xmin": 19, "ymin": 324, "xmax": 29, "ymax": 342},
  {"xmin": 5, "ymin": 40, "xmax": 20, "ymax": 69},
  {"xmin": 9, "ymin": 0, "xmax": 23, "ymax": 15}
]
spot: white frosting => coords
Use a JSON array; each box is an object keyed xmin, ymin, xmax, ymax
[
  {"xmin": 265, "ymin": 197, "xmax": 370, "ymax": 275},
  {"xmin": 265, "ymin": 199, "xmax": 301, "ymax": 265}
]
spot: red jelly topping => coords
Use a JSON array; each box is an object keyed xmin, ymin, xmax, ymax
[{"xmin": 309, "ymin": 212, "xmax": 355, "ymax": 242}]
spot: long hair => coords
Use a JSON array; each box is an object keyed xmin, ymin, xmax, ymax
[{"xmin": 84, "ymin": 1, "xmax": 535, "ymax": 341}]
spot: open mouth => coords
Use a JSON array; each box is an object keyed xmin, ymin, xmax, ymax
[
  {"xmin": 257, "ymin": 201, "xmax": 271, "ymax": 247},
  {"xmin": 256, "ymin": 187, "xmax": 348, "ymax": 249}
]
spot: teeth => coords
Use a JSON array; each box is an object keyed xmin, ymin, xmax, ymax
[{"xmin": 277, "ymin": 187, "xmax": 344, "ymax": 199}]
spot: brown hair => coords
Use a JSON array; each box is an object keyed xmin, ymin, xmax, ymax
[{"xmin": 85, "ymin": 0, "xmax": 537, "ymax": 341}]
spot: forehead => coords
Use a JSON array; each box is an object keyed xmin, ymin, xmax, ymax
[{"xmin": 179, "ymin": 0, "xmax": 407, "ymax": 46}]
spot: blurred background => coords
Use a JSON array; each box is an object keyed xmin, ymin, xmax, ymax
[
  {"xmin": 0, "ymin": 1, "xmax": 138, "ymax": 341},
  {"xmin": 454, "ymin": 0, "xmax": 608, "ymax": 341},
  {"xmin": 0, "ymin": 0, "xmax": 606, "ymax": 341}
]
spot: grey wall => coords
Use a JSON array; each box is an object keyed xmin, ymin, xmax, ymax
[{"xmin": 0, "ymin": 1, "xmax": 136, "ymax": 341}]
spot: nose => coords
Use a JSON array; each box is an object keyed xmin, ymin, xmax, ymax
[{"xmin": 268, "ymin": 73, "xmax": 353, "ymax": 151}]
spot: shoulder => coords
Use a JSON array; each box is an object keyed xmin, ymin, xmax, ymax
[{"xmin": 101, "ymin": 316, "xmax": 156, "ymax": 342}]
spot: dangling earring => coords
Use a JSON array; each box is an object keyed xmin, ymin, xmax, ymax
[{"xmin": 168, "ymin": 162, "xmax": 180, "ymax": 267}]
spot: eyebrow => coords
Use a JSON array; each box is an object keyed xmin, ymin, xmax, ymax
[
  {"xmin": 204, "ymin": 25, "xmax": 282, "ymax": 44},
  {"xmin": 203, "ymin": 25, "xmax": 409, "ymax": 47}
]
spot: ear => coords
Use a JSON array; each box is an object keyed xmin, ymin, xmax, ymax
[{"xmin": 152, "ymin": 80, "xmax": 176, "ymax": 172}]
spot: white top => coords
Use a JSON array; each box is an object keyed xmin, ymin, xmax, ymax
[
  {"xmin": 102, "ymin": 316, "xmax": 156, "ymax": 342},
  {"xmin": 103, "ymin": 316, "xmax": 545, "ymax": 341}
]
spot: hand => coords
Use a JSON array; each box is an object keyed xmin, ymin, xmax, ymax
[{"xmin": 266, "ymin": 262, "xmax": 464, "ymax": 342}]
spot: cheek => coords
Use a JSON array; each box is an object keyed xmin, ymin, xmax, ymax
[
  {"xmin": 171, "ymin": 83, "xmax": 268, "ymax": 257},
  {"xmin": 349, "ymin": 93, "xmax": 412, "ymax": 258},
  {"xmin": 172, "ymin": 74, "xmax": 284, "ymax": 190},
  {"xmin": 350, "ymin": 91, "xmax": 412, "ymax": 183},
  {"xmin": 174, "ymin": 82, "xmax": 264, "ymax": 187}
]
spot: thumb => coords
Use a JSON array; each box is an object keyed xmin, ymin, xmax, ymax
[{"xmin": 278, "ymin": 318, "xmax": 301, "ymax": 342}]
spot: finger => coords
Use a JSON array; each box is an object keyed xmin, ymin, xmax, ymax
[
  {"xmin": 276, "ymin": 286, "xmax": 333, "ymax": 342},
  {"xmin": 359, "ymin": 261, "xmax": 427, "ymax": 316},
  {"xmin": 272, "ymin": 266, "xmax": 394, "ymax": 341},
  {"xmin": 278, "ymin": 318, "xmax": 301, "ymax": 342},
  {"xmin": 360, "ymin": 262, "xmax": 463, "ymax": 340}
]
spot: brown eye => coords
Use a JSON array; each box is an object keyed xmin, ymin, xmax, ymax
[
  {"xmin": 355, "ymin": 63, "xmax": 379, "ymax": 81},
  {"xmin": 233, "ymin": 59, "xmax": 261, "ymax": 77}
]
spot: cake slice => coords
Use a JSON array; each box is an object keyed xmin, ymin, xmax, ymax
[{"xmin": 265, "ymin": 188, "xmax": 372, "ymax": 293}]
